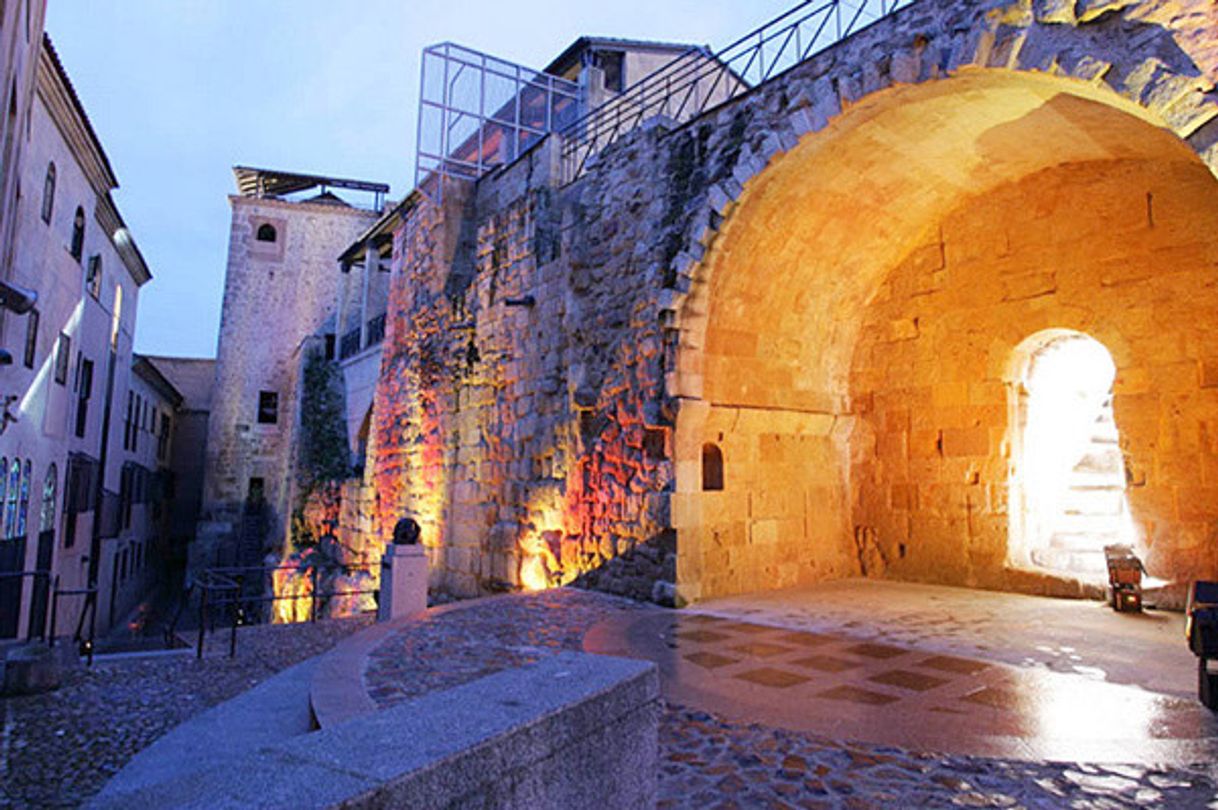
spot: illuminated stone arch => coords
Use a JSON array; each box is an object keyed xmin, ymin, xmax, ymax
[{"xmin": 663, "ymin": 5, "xmax": 1218, "ymax": 602}]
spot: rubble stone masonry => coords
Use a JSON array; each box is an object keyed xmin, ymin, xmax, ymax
[{"xmin": 353, "ymin": 0, "xmax": 1215, "ymax": 604}]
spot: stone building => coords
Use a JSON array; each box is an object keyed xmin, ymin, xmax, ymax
[
  {"xmin": 144, "ymin": 355, "xmax": 214, "ymax": 578},
  {"xmin": 0, "ymin": 33, "xmax": 158, "ymax": 640},
  {"xmin": 98, "ymin": 354, "xmax": 180, "ymax": 632},
  {"xmin": 197, "ymin": 168, "xmax": 388, "ymax": 571},
  {"xmin": 0, "ymin": 0, "xmax": 47, "ymax": 290}
]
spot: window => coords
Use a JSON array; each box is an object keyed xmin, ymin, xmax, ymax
[
  {"xmin": 54, "ymin": 333, "xmax": 70, "ymax": 385},
  {"xmin": 17, "ymin": 460, "xmax": 30, "ymax": 537},
  {"xmin": 86, "ymin": 254, "xmax": 101, "ymax": 298},
  {"xmin": 22, "ymin": 308, "xmax": 37, "ymax": 368},
  {"xmin": 257, "ymin": 391, "xmax": 278, "ymax": 424},
  {"xmin": 600, "ymin": 50, "xmax": 625, "ymax": 93},
  {"xmin": 75, "ymin": 357, "xmax": 93, "ymax": 438},
  {"xmin": 40, "ymin": 464, "xmax": 57, "ymax": 534},
  {"xmin": 256, "ymin": 223, "xmax": 277, "ymax": 243},
  {"xmin": 702, "ymin": 443, "xmax": 724, "ymax": 491},
  {"xmin": 123, "ymin": 391, "xmax": 134, "ymax": 451},
  {"xmin": 158, "ymin": 413, "xmax": 170, "ymax": 460},
  {"xmin": 41, "ymin": 162, "xmax": 55, "ymax": 224},
  {"xmin": 70, "ymin": 207, "xmax": 85, "ymax": 261},
  {"xmin": 131, "ymin": 394, "xmax": 140, "ymax": 452},
  {"xmin": 119, "ymin": 465, "xmax": 133, "ymax": 529},
  {"xmin": 3, "ymin": 458, "xmax": 19, "ymax": 537}
]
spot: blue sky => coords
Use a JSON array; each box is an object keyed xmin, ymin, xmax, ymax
[{"xmin": 45, "ymin": 1, "xmax": 794, "ymax": 358}]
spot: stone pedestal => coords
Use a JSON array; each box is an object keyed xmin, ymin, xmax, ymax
[
  {"xmin": 379, "ymin": 544, "xmax": 428, "ymax": 622},
  {"xmin": 2, "ymin": 641, "xmax": 62, "ymax": 695}
]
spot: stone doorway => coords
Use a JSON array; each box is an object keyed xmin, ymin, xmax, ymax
[{"xmin": 1009, "ymin": 331, "xmax": 1132, "ymax": 579}]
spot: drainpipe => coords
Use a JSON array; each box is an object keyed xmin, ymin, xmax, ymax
[{"xmin": 87, "ymin": 345, "xmax": 118, "ymax": 619}]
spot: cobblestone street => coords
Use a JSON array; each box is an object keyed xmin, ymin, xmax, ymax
[
  {"xmin": 5, "ymin": 589, "xmax": 1218, "ymax": 808},
  {"xmin": 0, "ymin": 617, "xmax": 372, "ymax": 808}
]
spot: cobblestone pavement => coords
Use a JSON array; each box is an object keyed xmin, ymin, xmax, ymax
[
  {"xmin": 366, "ymin": 589, "xmax": 1218, "ymax": 809},
  {"xmin": 0, "ymin": 616, "xmax": 372, "ymax": 809},
  {"xmin": 5, "ymin": 589, "xmax": 1218, "ymax": 808},
  {"xmin": 659, "ymin": 707, "xmax": 1218, "ymax": 809},
  {"xmin": 364, "ymin": 588, "xmax": 649, "ymax": 708}
]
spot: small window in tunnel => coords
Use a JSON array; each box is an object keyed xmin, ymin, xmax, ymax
[
  {"xmin": 702, "ymin": 443, "xmax": 724, "ymax": 491},
  {"xmin": 644, "ymin": 428, "xmax": 666, "ymax": 461}
]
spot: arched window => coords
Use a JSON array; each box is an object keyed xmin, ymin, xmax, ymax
[
  {"xmin": 16, "ymin": 460, "xmax": 31, "ymax": 537},
  {"xmin": 256, "ymin": 223, "xmax": 277, "ymax": 243},
  {"xmin": 3, "ymin": 458, "xmax": 20, "ymax": 538},
  {"xmin": 41, "ymin": 163, "xmax": 55, "ymax": 224},
  {"xmin": 702, "ymin": 443, "xmax": 724, "ymax": 491},
  {"xmin": 1009, "ymin": 331, "xmax": 1130, "ymax": 577},
  {"xmin": 40, "ymin": 464, "xmax": 57, "ymax": 534},
  {"xmin": 70, "ymin": 206, "xmax": 85, "ymax": 261}
]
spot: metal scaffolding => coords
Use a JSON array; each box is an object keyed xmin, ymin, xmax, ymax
[{"xmin": 414, "ymin": 42, "xmax": 580, "ymax": 200}]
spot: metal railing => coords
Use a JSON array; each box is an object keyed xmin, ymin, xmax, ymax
[
  {"xmin": 366, "ymin": 313, "xmax": 386, "ymax": 348},
  {"xmin": 339, "ymin": 328, "xmax": 361, "ymax": 360},
  {"xmin": 559, "ymin": 0, "xmax": 912, "ymax": 182},
  {"xmin": 1, "ymin": 570, "xmax": 98, "ymax": 664},
  {"xmin": 194, "ymin": 561, "xmax": 380, "ymax": 659},
  {"xmin": 415, "ymin": 41, "xmax": 580, "ymax": 201}
]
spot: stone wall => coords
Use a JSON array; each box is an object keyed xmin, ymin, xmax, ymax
[
  {"xmin": 850, "ymin": 158, "xmax": 1218, "ymax": 589},
  {"xmin": 354, "ymin": 0, "xmax": 1218, "ymax": 605},
  {"xmin": 368, "ymin": 131, "xmax": 679, "ymax": 601}
]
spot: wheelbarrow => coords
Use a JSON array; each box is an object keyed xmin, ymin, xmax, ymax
[
  {"xmin": 1186, "ymin": 580, "xmax": 1218, "ymax": 710},
  {"xmin": 1103, "ymin": 544, "xmax": 1144, "ymax": 613}
]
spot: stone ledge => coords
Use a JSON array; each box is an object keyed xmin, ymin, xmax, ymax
[{"xmin": 92, "ymin": 651, "xmax": 658, "ymax": 810}]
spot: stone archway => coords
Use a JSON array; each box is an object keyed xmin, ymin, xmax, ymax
[{"xmin": 669, "ymin": 66, "xmax": 1218, "ymax": 603}]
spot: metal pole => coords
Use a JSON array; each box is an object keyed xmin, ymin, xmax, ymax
[
  {"xmin": 196, "ymin": 585, "xmax": 206, "ymax": 659},
  {"xmin": 311, "ymin": 566, "xmax": 320, "ymax": 622},
  {"xmin": 48, "ymin": 575, "xmax": 59, "ymax": 646},
  {"xmin": 86, "ymin": 594, "xmax": 96, "ymax": 666}
]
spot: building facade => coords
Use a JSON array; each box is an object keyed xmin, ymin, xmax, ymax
[
  {"xmin": 197, "ymin": 170, "xmax": 386, "ymax": 573},
  {"xmin": 0, "ymin": 35, "xmax": 157, "ymax": 641},
  {"xmin": 0, "ymin": 0, "xmax": 47, "ymax": 290}
]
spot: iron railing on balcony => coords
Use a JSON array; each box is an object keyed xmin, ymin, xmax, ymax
[
  {"xmin": 559, "ymin": 0, "xmax": 912, "ymax": 183},
  {"xmin": 366, "ymin": 313, "xmax": 386, "ymax": 348},
  {"xmin": 339, "ymin": 328, "xmax": 362, "ymax": 360}
]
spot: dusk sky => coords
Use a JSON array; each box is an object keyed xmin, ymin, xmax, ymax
[{"xmin": 43, "ymin": 1, "xmax": 796, "ymax": 358}]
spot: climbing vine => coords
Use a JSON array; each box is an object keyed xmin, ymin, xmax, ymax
[{"xmin": 299, "ymin": 351, "xmax": 350, "ymax": 490}]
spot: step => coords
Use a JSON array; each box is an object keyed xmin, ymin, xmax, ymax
[
  {"xmin": 1030, "ymin": 546, "xmax": 1108, "ymax": 575},
  {"xmin": 1073, "ymin": 452, "xmax": 1124, "ymax": 476},
  {"xmin": 1047, "ymin": 531, "xmax": 1124, "ymax": 552},
  {"xmin": 1052, "ymin": 513, "xmax": 1126, "ymax": 535},
  {"xmin": 1060, "ymin": 490, "xmax": 1125, "ymax": 515}
]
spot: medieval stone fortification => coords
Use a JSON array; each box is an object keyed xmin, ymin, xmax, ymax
[{"xmin": 202, "ymin": 0, "xmax": 1218, "ymax": 609}]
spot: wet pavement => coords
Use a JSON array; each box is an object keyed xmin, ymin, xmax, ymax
[
  {"xmin": 358, "ymin": 586, "xmax": 1218, "ymax": 807},
  {"xmin": 585, "ymin": 610, "xmax": 1218, "ymax": 761}
]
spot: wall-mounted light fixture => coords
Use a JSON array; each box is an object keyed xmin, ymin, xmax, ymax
[{"xmin": 504, "ymin": 295, "xmax": 535, "ymax": 308}]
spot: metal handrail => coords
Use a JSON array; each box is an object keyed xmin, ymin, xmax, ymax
[
  {"xmin": 194, "ymin": 561, "xmax": 381, "ymax": 659},
  {"xmin": 559, "ymin": 0, "xmax": 912, "ymax": 182}
]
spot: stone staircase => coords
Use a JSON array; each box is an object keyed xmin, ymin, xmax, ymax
[{"xmin": 1031, "ymin": 404, "xmax": 1127, "ymax": 576}]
